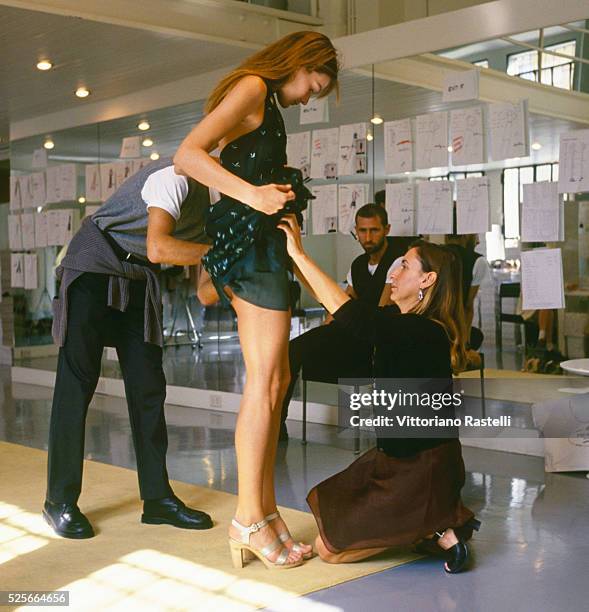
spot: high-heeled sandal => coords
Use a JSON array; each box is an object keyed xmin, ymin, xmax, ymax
[
  {"xmin": 265, "ymin": 511, "xmax": 314, "ymax": 560},
  {"xmin": 229, "ymin": 517, "xmax": 304, "ymax": 570},
  {"xmin": 415, "ymin": 518, "xmax": 481, "ymax": 574}
]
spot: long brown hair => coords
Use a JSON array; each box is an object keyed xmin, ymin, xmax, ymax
[
  {"xmin": 410, "ymin": 240, "xmax": 468, "ymax": 373},
  {"xmin": 206, "ymin": 31, "xmax": 340, "ymax": 113}
]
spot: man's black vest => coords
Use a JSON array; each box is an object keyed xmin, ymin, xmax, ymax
[
  {"xmin": 445, "ymin": 243, "xmax": 482, "ymax": 306},
  {"xmin": 350, "ymin": 236, "xmax": 416, "ymax": 306}
]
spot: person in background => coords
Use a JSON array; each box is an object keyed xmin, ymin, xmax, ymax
[
  {"xmin": 374, "ymin": 189, "xmax": 386, "ymax": 208},
  {"xmin": 445, "ymin": 233, "xmax": 489, "ymax": 356}
]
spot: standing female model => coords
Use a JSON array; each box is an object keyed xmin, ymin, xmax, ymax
[{"xmin": 174, "ymin": 31, "xmax": 339, "ymax": 569}]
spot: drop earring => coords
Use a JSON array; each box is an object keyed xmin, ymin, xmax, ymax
[{"xmin": 418, "ymin": 288, "xmax": 424, "ymax": 301}]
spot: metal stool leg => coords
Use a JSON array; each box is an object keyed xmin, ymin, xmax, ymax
[
  {"xmin": 184, "ymin": 296, "xmax": 202, "ymax": 349},
  {"xmin": 302, "ymin": 378, "xmax": 307, "ymax": 446},
  {"xmin": 479, "ymin": 352, "xmax": 486, "ymax": 418},
  {"xmin": 353, "ymin": 384, "xmax": 360, "ymax": 454}
]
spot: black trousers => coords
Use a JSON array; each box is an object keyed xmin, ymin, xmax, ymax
[
  {"xmin": 47, "ymin": 272, "xmax": 172, "ymax": 504},
  {"xmin": 280, "ymin": 322, "xmax": 372, "ymax": 426}
]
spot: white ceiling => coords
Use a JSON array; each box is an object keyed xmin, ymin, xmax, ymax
[
  {"xmin": 10, "ymin": 70, "xmax": 585, "ymax": 179},
  {"xmin": 0, "ymin": 4, "xmax": 250, "ymax": 142}
]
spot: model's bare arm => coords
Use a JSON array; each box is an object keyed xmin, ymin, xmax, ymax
[{"xmin": 174, "ymin": 75, "xmax": 294, "ymax": 215}]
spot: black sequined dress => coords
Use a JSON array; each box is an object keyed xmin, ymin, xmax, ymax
[{"xmin": 202, "ymin": 81, "xmax": 293, "ymax": 310}]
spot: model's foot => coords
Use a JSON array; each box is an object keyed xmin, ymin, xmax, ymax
[
  {"xmin": 229, "ymin": 518, "xmax": 301, "ymax": 565},
  {"xmin": 268, "ymin": 512, "xmax": 313, "ymax": 558},
  {"xmin": 43, "ymin": 500, "xmax": 94, "ymax": 539},
  {"xmin": 142, "ymin": 496, "xmax": 213, "ymax": 530}
]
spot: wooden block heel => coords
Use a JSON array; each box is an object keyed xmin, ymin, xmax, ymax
[{"xmin": 228, "ymin": 518, "xmax": 304, "ymax": 570}]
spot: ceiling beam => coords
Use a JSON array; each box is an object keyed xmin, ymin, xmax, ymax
[
  {"xmin": 0, "ymin": 0, "xmax": 322, "ymax": 49},
  {"xmin": 335, "ymin": 0, "xmax": 589, "ymax": 69},
  {"xmin": 8, "ymin": 0, "xmax": 589, "ymax": 139},
  {"xmin": 361, "ymin": 54, "xmax": 589, "ymax": 126}
]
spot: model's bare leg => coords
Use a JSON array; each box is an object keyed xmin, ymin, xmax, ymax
[
  {"xmin": 260, "ymin": 339, "xmax": 313, "ymax": 557},
  {"xmin": 227, "ymin": 293, "xmax": 301, "ymax": 564},
  {"xmin": 196, "ymin": 267, "xmax": 219, "ymax": 306}
]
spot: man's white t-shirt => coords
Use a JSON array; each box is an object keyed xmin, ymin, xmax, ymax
[
  {"xmin": 346, "ymin": 256, "xmax": 403, "ymax": 288},
  {"xmin": 471, "ymin": 256, "xmax": 490, "ymax": 287},
  {"xmin": 141, "ymin": 165, "xmax": 218, "ymax": 219}
]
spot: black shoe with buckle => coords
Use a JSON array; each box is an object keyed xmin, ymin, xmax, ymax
[
  {"xmin": 142, "ymin": 496, "xmax": 213, "ymax": 530},
  {"xmin": 42, "ymin": 500, "xmax": 95, "ymax": 539}
]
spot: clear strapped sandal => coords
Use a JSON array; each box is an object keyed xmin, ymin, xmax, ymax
[
  {"xmin": 265, "ymin": 511, "xmax": 314, "ymax": 560},
  {"xmin": 229, "ymin": 517, "xmax": 304, "ymax": 570}
]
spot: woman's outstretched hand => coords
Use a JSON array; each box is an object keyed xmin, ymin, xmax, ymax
[
  {"xmin": 250, "ymin": 183, "xmax": 295, "ymax": 215},
  {"xmin": 277, "ymin": 214, "xmax": 305, "ymax": 258}
]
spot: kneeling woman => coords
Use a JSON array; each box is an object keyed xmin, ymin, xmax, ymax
[{"xmin": 278, "ymin": 215, "xmax": 480, "ymax": 573}]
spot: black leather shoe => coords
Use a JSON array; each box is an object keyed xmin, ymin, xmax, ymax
[
  {"xmin": 443, "ymin": 518, "xmax": 481, "ymax": 574},
  {"xmin": 142, "ymin": 496, "xmax": 213, "ymax": 530},
  {"xmin": 278, "ymin": 423, "xmax": 289, "ymax": 442},
  {"xmin": 413, "ymin": 518, "xmax": 481, "ymax": 574},
  {"xmin": 42, "ymin": 500, "xmax": 95, "ymax": 539}
]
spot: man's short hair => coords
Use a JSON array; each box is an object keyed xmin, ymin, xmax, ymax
[
  {"xmin": 374, "ymin": 189, "xmax": 386, "ymax": 207},
  {"xmin": 355, "ymin": 203, "xmax": 388, "ymax": 227}
]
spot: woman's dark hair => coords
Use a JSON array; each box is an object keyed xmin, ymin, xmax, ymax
[{"xmin": 409, "ymin": 240, "xmax": 468, "ymax": 372}]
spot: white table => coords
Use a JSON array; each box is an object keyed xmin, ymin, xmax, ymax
[
  {"xmin": 533, "ymin": 361, "xmax": 589, "ymax": 476},
  {"xmin": 560, "ymin": 359, "xmax": 589, "ymax": 377}
]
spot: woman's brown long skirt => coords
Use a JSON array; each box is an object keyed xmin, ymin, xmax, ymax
[{"xmin": 307, "ymin": 439, "xmax": 474, "ymax": 553}]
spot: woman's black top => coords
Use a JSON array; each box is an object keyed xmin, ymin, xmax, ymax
[{"xmin": 332, "ymin": 299, "xmax": 457, "ymax": 457}]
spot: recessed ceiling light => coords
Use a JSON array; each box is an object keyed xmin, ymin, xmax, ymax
[
  {"xmin": 142, "ymin": 138, "xmax": 154, "ymax": 147},
  {"xmin": 43, "ymin": 139, "xmax": 54, "ymax": 150},
  {"xmin": 150, "ymin": 152, "xmax": 160, "ymax": 161},
  {"xmin": 75, "ymin": 87, "xmax": 90, "ymax": 98},
  {"xmin": 78, "ymin": 196, "xmax": 86, "ymax": 204},
  {"xmin": 447, "ymin": 145, "xmax": 453, "ymax": 152},
  {"xmin": 531, "ymin": 142, "xmax": 542, "ymax": 150},
  {"xmin": 137, "ymin": 121, "xmax": 150, "ymax": 131},
  {"xmin": 370, "ymin": 114, "xmax": 383, "ymax": 125},
  {"xmin": 37, "ymin": 60, "xmax": 53, "ymax": 71},
  {"xmin": 366, "ymin": 133, "xmax": 374, "ymax": 141}
]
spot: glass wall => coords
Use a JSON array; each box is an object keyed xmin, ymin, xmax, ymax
[{"xmin": 5, "ymin": 59, "xmax": 589, "ymax": 396}]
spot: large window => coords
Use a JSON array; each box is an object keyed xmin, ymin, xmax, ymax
[
  {"xmin": 507, "ymin": 40, "xmax": 576, "ymax": 90},
  {"xmin": 502, "ymin": 163, "xmax": 559, "ymax": 240}
]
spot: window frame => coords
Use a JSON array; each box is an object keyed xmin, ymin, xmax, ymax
[
  {"xmin": 501, "ymin": 162, "xmax": 560, "ymax": 241},
  {"xmin": 506, "ymin": 39, "xmax": 576, "ymax": 90}
]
